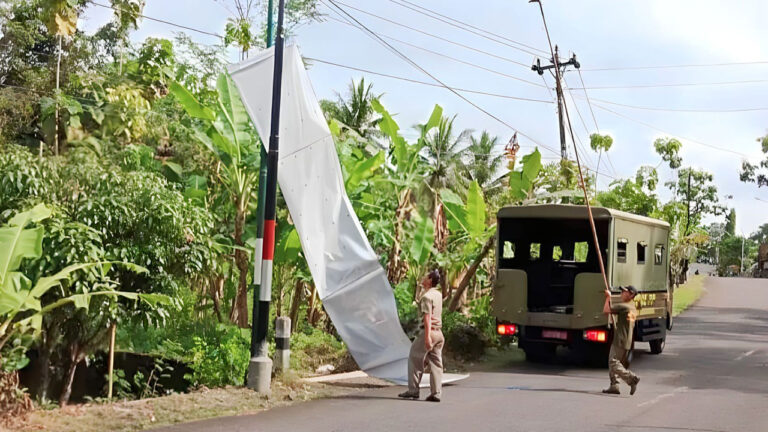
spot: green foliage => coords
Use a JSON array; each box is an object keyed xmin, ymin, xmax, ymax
[
  {"xmin": 41, "ymin": 0, "xmax": 81, "ymax": 36},
  {"xmin": 393, "ymin": 281, "xmax": 418, "ymax": 324},
  {"xmin": 666, "ymin": 167, "xmax": 724, "ymax": 235},
  {"xmin": 589, "ymin": 133, "xmax": 613, "ymax": 152},
  {"xmin": 0, "ymin": 204, "xmax": 164, "ymax": 372},
  {"xmin": 320, "ymin": 78, "xmax": 381, "ymax": 139},
  {"xmin": 654, "ymin": 137, "xmax": 683, "ymax": 169},
  {"xmin": 289, "ymin": 326, "xmax": 347, "ymax": 372},
  {"xmin": 724, "ymin": 209, "xmax": 736, "ymax": 236},
  {"xmin": 408, "ymin": 213, "xmax": 435, "ymax": 266},
  {"xmin": 506, "ymin": 148, "xmax": 543, "ymax": 202},
  {"xmin": 597, "ymin": 166, "xmax": 659, "ymax": 216},
  {"xmin": 740, "ymin": 133, "xmax": 768, "ymax": 188},
  {"xmin": 185, "ymin": 325, "xmax": 250, "ymax": 388}
]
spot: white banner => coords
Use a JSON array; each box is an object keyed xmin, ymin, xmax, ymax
[{"xmin": 228, "ymin": 45, "xmax": 411, "ymax": 380}]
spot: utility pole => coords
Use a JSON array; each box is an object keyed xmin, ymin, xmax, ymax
[
  {"xmin": 741, "ymin": 235, "xmax": 745, "ymax": 276},
  {"xmin": 247, "ymin": 0, "xmax": 284, "ymax": 394},
  {"xmin": 532, "ymin": 45, "xmax": 580, "ymax": 160}
]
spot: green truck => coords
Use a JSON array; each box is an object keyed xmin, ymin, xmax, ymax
[{"xmin": 493, "ymin": 204, "xmax": 672, "ymax": 363}]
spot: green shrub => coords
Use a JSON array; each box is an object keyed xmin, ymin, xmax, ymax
[
  {"xmin": 394, "ymin": 281, "xmax": 418, "ymax": 325},
  {"xmin": 289, "ymin": 326, "xmax": 350, "ymax": 374},
  {"xmin": 185, "ymin": 325, "xmax": 250, "ymax": 387}
]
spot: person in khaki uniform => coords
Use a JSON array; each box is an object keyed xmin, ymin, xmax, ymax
[
  {"xmin": 602, "ymin": 285, "xmax": 640, "ymax": 395},
  {"xmin": 398, "ymin": 270, "xmax": 444, "ymax": 402}
]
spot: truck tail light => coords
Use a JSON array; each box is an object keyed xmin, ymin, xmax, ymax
[
  {"xmin": 583, "ymin": 329, "xmax": 607, "ymax": 342},
  {"xmin": 497, "ymin": 323, "xmax": 517, "ymax": 335}
]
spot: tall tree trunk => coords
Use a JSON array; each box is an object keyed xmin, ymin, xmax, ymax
[
  {"xmin": 449, "ymin": 235, "xmax": 495, "ymax": 312},
  {"xmin": 306, "ymin": 284, "xmax": 319, "ymax": 327},
  {"xmin": 54, "ymin": 35, "xmax": 62, "ymax": 156},
  {"xmin": 59, "ymin": 344, "xmax": 83, "ymax": 407},
  {"xmin": 37, "ymin": 333, "xmax": 51, "ymax": 403},
  {"xmin": 288, "ymin": 280, "xmax": 304, "ymax": 332},
  {"xmin": 211, "ymin": 275, "xmax": 223, "ymax": 322},
  {"xmin": 387, "ymin": 189, "xmax": 412, "ymax": 285},
  {"xmin": 229, "ymin": 202, "xmax": 250, "ymax": 328},
  {"xmin": 433, "ymin": 196, "xmax": 447, "ymax": 252}
]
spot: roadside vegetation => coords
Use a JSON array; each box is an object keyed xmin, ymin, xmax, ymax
[
  {"xmin": 0, "ymin": 0, "xmax": 764, "ymax": 429},
  {"xmin": 672, "ymin": 275, "xmax": 706, "ymax": 317}
]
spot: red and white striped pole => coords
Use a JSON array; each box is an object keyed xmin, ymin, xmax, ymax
[{"xmin": 247, "ymin": 0, "xmax": 285, "ymax": 394}]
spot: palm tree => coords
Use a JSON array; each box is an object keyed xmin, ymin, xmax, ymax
[
  {"xmin": 328, "ymin": 78, "xmax": 381, "ymax": 140},
  {"xmin": 463, "ymin": 131, "xmax": 505, "ymax": 199},
  {"xmin": 422, "ymin": 115, "xmax": 471, "ymax": 251}
]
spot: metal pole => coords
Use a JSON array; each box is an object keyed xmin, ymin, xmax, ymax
[
  {"xmin": 247, "ymin": 0, "xmax": 284, "ymax": 394},
  {"xmin": 741, "ymin": 236, "xmax": 745, "ymax": 275},
  {"xmin": 553, "ymin": 46, "xmax": 567, "ymax": 160}
]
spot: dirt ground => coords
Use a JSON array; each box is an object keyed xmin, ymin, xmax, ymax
[{"xmin": 4, "ymin": 373, "xmax": 391, "ymax": 432}]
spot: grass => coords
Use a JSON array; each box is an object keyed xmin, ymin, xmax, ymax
[
  {"xmin": 13, "ymin": 375, "xmax": 361, "ymax": 432},
  {"xmin": 673, "ymin": 274, "xmax": 706, "ymax": 316}
]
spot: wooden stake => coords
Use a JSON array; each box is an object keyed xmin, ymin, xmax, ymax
[{"xmin": 107, "ymin": 323, "xmax": 116, "ymax": 400}]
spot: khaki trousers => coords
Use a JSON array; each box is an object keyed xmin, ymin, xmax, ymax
[
  {"xmin": 408, "ymin": 330, "xmax": 444, "ymax": 396},
  {"xmin": 608, "ymin": 344, "xmax": 637, "ymax": 386}
]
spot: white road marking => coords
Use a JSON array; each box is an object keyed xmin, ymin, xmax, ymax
[
  {"xmin": 637, "ymin": 387, "xmax": 688, "ymax": 408},
  {"xmin": 735, "ymin": 350, "xmax": 756, "ymax": 361}
]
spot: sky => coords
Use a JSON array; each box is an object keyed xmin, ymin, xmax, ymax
[{"xmin": 78, "ymin": 0, "xmax": 768, "ymax": 234}]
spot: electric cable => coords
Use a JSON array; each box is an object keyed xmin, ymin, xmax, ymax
[
  {"xmin": 322, "ymin": 1, "xmax": 533, "ymax": 69},
  {"xmin": 582, "ymin": 60, "xmax": 768, "ymax": 72},
  {"xmin": 385, "ymin": 0, "xmax": 547, "ymax": 58},
  {"xmin": 306, "ymin": 58, "xmax": 553, "ymax": 103},
  {"xmin": 325, "ymin": 16, "xmax": 546, "ymax": 88},
  {"xmin": 589, "ymin": 101, "xmax": 750, "ymax": 159},
  {"xmin": 323, "ymin": 0, "xmax": 562, "ymax": 157}
]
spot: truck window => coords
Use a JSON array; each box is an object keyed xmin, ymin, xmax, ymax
[
  {"xmin": 530, "ymin": 243, "xmax": 541, "ymax": 261},
  {"xmin": 637, "ymin": 241, "xmax": 647, "ymax": 264},
  {"xmin": 654, "ymin": 244, "xmax": 664, "ymax": 265},
  {"xmin": 617, "ymin": 238, "xmax": 628, "ymax": 263},
  {"xmin": 574, "ymin": 241, "xmax": 588, "ymax": 263},
  {"xmin": 553, "ymin": 245, "xmax": 563, "ymax": 261},
  {"xmin": 503, "ymin": 241, "xmax": 516, "ymax": 259}
]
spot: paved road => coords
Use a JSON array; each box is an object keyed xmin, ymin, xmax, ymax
[{"xmin": 154, "ymin": 277, "xmax": 768, "ymax": 432}]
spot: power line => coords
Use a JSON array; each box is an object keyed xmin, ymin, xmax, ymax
[
  {"xmin": 589, "ymin": 101, "xmax": 750, "ymax": 159},
  {"xmin": 306, "ymin": 58, "xmax": 552, "ymax": 103},
  {"xmin": 326, "ymin": 16, "xmax": 546, "ymax": 89},
  {"xmin": 572, "ymin": 95, "xmax": 768, "ymax": 113},
  {"xmin": 323, "ymin": 0, "xmax": 562, "ymax": 158},
  {"xmin": 582, "ymin": 60, "xmax": 768, "ymax": 72},
  {"xmin": 90, "ymin": 1, "xmax": 225, "ymax": 39},
  {"xmin": 323, "ymin": 1, "xmax": 534, "ymax": 69},
  {"xmin": 576, "ymin": 69, "xmax": 600, "ymax": 132},
  {"xmin": 573, "ymin": 68, "xmax": 618, "ymax": 178},
  {"xmin": 568, "ymin": 78, "xmax": 768, "ymax": 90},
  {"xmin": 385, "ymin": 0, "xmax": 546, "ymax": 58}
]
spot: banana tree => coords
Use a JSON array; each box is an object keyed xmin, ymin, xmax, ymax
[
  {"xmin": 370, "ymin": 100, "xmax": 442, "ymax": 284},
  {"xmin": 441, "ymin": 149, "xmax": 543, "ymax": 311},
  {"xmin": 170, "ymin": 73, "xmax": 259, "ymax": 328},
  {"xmin": 441, "ymin": 180, "xmax": 494, "ymax": 311},
  {"xmin": 0, "ymin": 204, "xmax": 166, "ymax": 370}
]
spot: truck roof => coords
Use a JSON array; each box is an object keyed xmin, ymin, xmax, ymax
[{"xmin": 497, "ymin": 204, "xmax": 670, "ymax": 229}]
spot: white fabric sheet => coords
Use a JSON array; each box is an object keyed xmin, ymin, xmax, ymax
[{"xmin": 228, "ymin": 45, "xmax": 466, "ymax": 384}]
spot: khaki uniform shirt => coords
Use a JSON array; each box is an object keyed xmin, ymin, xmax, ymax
[
  {"xmin": 419, "ymin": 288, "xmax": 442, "ymax": 330},
  {"xmin": 611, "ymin": 301, "xmax": 637, "ymax": 350}
]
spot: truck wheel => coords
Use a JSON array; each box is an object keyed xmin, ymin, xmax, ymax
[
  {"xmin": 649, "ymin": 337, "xmax": 665, "ymax": 354},
  {"xmin": 523, "ymin": 343, "xmax": 556, "ymax": 363}
]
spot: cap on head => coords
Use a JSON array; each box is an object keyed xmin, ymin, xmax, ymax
[
  {"xmin": 621, "ymin": 285, "xmax": 639, "ymax": 297},
  {"xmin": 428, "ymin": 269, "xmax": 441, "ymax": 287}
]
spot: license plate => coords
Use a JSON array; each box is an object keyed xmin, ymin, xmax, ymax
[{"xmin": 542, "ymin": 329, "xmax": 568, "ymax": 340}]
